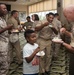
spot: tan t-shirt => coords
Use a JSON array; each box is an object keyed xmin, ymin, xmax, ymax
[
  {"xmin": 7, "ymin": 16, "xmax": 18, "ymax": 29},
  {"xmin": 7, "ymin": 16, "xmax": 19, "ymax": 43},
  {"xmin": 53, "ymin": 18, "xmax": 61, "ymax": 31},
  {"xmin": 36, "ymin": 20, "xmax": 54, "ymax": 40},
  {"xmin": 24, "ymin": 21, "xmax": 33, "ymax": 29}
]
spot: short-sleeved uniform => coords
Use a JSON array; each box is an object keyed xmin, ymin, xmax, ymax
[
  {"xmin": 7, "ymin": 16, "xmax": 22, "ymax": 63},
  {"xmin": 36, "ymin": 20, "xmax": 54, "ymax": 73},
  {"xmin": 24, "ymin": 21, "xmax": 33, "ymax": 29},
  {"xmin": 23, "ymin": 43, "xmax": 39, "ymax": 75},
  {"xmin": 0, "ymin": 17, "xmax": 9, "ymax": 75}
]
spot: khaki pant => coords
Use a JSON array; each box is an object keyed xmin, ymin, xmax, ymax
[
  {"xmin": 9, "ymin": 40, "xmax": 22, "ymax": 64},
  {"xmin": 37, "ymin": 38, "xmax": 52, "ymax": 73}
]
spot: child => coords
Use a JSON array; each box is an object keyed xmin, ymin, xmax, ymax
[{"xmin": 23, "ymin": 29, "xmax": 40, "ymax": 75}]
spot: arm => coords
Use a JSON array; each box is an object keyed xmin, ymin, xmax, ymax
[
  {"xmin": 60, "ymin": 27, "xmax": 71, "ymax": 37},
  {"xmin": 0, "ymin": 25, "xmax": 13, "ymax": 34},
  {"xmin": 35, "ymin": 22, "xmax": 49, "ymax": 31},
  {"xmin": 35, "ymin": 22, "xmax": 58, "ymax": 34},
  {"xmin": 25, "ymin": 47, "xmax": 40, "ymax": 63},
  {"xmin": 64, "ymin": 30, "xmax": 71, "ymax": 37},
  {"xmin": 62, "ymin": 41, "xmax": 74, "ymax": 53},
  {"xmin": 22, "ymin": 23, "xmax": 27, "ymax": 30},
  {"xmin": 51, "ymin": 27, "xmax": 58, "ymax": 35}
]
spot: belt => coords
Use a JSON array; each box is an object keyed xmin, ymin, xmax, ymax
[{"xmin": 39, "ymin": 37, "xmax": 52, "ymax": 41}]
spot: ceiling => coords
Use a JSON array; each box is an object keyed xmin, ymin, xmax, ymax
[{"xmin": 0, "ymin": 0, "xmax": 44, "ymax": 5}]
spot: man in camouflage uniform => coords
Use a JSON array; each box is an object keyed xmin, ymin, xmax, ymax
[
  {"xmin": 53, "ymin": 5, "xmax": 74, "ymax": 75},
  {"xmin": 0, "ymin": 3, "xmax": 13, "ymax": 75}
]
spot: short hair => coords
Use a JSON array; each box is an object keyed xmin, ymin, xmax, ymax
[
  {"xmin": 54, "ymin": 13, "xmax": 59, "ymax": 17},
  {"xmin": 11, "ymin": 10, "xmax": 18, "ymax": 16},
  {"xmin": 26, "ymin": 16, "xmax": 30, "ymax": 19},
  {"xmin": 24, "ymin": 29, "xmax": 35, "ymax": 38},
  {"xmin": 34, "ymin": 14, "xmax": 39, "ymax": 21},
  {"xmin": 48, "ymin": 12, "xmax": 54, "ymax": 17}
]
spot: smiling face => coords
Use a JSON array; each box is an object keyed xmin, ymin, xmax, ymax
[
  {"xmin": 27, "ymin": 32, "xmax": 37, "ymax": 45},
  {"xmin": 48, "ymin": 14, "xmax": 54, "ymax": 23}
]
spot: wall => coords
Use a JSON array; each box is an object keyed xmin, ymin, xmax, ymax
[
  {"xmin": 10, "ymin": 5, "xmax": 28, "ymax": 23},
  {"xmin": 11, "ymin": 5, "xmax": 28, "ymax": 15},
  {"xmin": 28, "ymin": 0, "xmax": 57, "ymax": 13}
]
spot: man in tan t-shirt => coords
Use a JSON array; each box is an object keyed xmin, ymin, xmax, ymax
[
  {"xmin": 35, "ymin": 12, "xmax": 58, "ymax": 75},
  {"xmin": 7, "ymin": 10, "xmax": 22, "ymax": 64}
]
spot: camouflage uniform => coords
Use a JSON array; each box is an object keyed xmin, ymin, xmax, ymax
[
  {"xmin": 52, "ymin": 18, "xmax": 62, "ymax": 57},
  {"xmin": 24, "ymin": 21, "xmax": 33, "ymax": 29},
  {"xmin": 69, "ymin": 24, "xmax": 74, "ymax": 75},
  {"xmin": 0, "ymin": 17, "xmax": 9, "ymax": 75}
]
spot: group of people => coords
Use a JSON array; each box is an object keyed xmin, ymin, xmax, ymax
[
  {"xmin": 23, "ymin": 12, "xmax": 62, "ymax": 75},
  {"xmin": 23, "ymin": 6, "xmax": 74, "ymax": 75},
  {"xmin": 0, "ymin": 3, "xmax": 74, "ymax": 75}
]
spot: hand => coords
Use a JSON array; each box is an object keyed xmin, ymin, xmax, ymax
[
  {"xmin": 35, "ymin": 47, "xmax": 40, "ymax": 54},
  {"xmin": 43, "ymin": 22, "xmax": 49, "ymax": 26},
  {"xmin": 57, "ymin": 40, "xmax": 64, "ymax": 44},
  {"xmin": 18, "ymin": 27, "xmax": 22, "ymax": 30},
  {"xmin": 60, "ymin": 28, "xmax": 66, "ymax": 34},
  {"xmin": 18, "ymin": 25, "xmax": 23, "ymax": 31}
]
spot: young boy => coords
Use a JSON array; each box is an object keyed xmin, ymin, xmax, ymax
[{"xmin": 23, "ymin": 29, "xmax": 40, "ymax": 75}]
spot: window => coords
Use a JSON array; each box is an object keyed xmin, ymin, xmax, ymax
[
  {"xmin": 30, "ymin": 10, "xmax": 57, "ymax": 20},
  {"xmin": 19, "ymin": 11, "xmax": 26, "ymax": 24}
]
